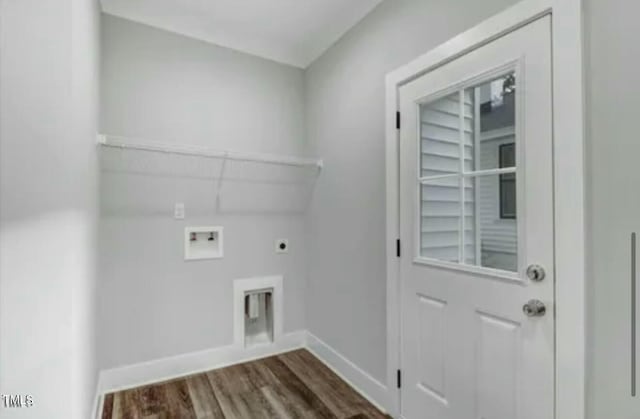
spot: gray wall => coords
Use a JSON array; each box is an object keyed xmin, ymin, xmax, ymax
[
  {"xmin": 98, "ymin": 15, "xmax": 311, "ymax": 369},
  {"xmin": 585, "ymin": 0, "xmax": 640, "ymax": 417},
  {"xmin": 0, "ymin": 0, "xmax": 100, "ymax": 417},
  {"xmin": 303, "ymin": 0, "xmax": 517, "ymax": 383},
  {"xmin": 72, "ymin": 0, "xmax": 101, "ymax": 416}
]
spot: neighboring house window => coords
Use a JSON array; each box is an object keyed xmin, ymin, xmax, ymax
[{"xmin": 499, "ymin": 143, "xmax": 516, "ymax": 219}]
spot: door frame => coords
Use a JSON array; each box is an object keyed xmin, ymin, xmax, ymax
[{"xmin": 384, "ymin": 0, "xmax": 586, "ymax": 418}]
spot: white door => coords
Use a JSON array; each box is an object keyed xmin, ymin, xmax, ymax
[{"xmin": 399, "ymin": 16, "xmax": 553, "ymax": 419}]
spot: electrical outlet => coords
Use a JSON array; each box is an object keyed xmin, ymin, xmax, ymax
[
  {"xmin": 275, "ymin": 239, "xmax": 289, "ymax": 254},
  {"xmin": 174, "ymin": 203, "xmax": 185, "ymax": 219}
]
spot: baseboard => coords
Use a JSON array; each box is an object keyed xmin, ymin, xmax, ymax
[
  {"xmin": 95, "ymin": 329, "xmax": 390, "ymax": 417},
  {"xmin": 97, "ymin": 330, "xmax": 306, "ymax": 395},
  {"xmin": 305, "ymin": 331, "xmax": 389, "ymax": 413}
]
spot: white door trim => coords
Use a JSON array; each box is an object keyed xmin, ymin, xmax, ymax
[{"xmin": 384, "ymin": 0, "xmax": 586, "ymax": 418}]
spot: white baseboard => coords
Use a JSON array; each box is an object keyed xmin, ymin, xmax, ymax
[
  {"xmin": 97, "ymin": 330, "xmax": 306, "ymax": 395},
  {"xmin": 95, "ymin": 329, "xmax": 389, "ymax": 417},
  {"xmin": 305, "ymin": 331, "xmax": 390, "ymax": 413}
]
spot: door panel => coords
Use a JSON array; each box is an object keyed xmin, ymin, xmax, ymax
[
  {"xmin": 475, "ymin": 311, "xmax": 520, "ymax": 419},
  {"xmin": 417, "ymin": 294, "xmax": 447, "ymax": 398},
  {"xmin": 399, "ymin": 16, "xmax": 553, "ymax": 419}
]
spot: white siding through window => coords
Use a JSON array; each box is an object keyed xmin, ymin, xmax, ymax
[{"xmin": 420, "ymin": 92, "xmax": 474, "ymax": 263}]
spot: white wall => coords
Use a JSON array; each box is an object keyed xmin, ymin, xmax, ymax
[
  {"xmin": 304, "ymin": 0, "xmax": 518, "ymax": 383},
  {"xmin": 0, "ymin": 0, "xmax": 100, "ymax": 418},
  {"xmin": 585, "ymin": 0, "xmax": 640, "ymax": 417},
  {"xmin": 98, "ymin": 15, "xmax": 311, "ymax": 370},
  {"xmin": 71, "ymin": 0, "xmax": 101, "ymax": 417}
]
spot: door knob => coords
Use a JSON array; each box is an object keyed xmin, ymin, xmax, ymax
[
  {"xmin": 523, "ymin": 299, "xmax": 546, "ymax": 317},
  {"xmin": 526, "ymin": 264, "xmax": 546, "ymax": 282}
]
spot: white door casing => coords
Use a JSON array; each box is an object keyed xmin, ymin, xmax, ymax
[{"xmin": 398, "ymin": 16, "xmax": 553, "ymax": 419}]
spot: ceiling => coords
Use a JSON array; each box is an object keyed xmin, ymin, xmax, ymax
[{"xmin": 100, "ymin": 0, "xmax": 384, "ymax": 68}]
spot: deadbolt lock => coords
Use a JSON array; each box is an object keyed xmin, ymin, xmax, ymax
[
  {"xmin": 526, "ymin": 264, "xmax": 546, "ymax": 282},
  {"xmin": 523, "ymin": 299, "xmax": 546, "ymax": 317}
]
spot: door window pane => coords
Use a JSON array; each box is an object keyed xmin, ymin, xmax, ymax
[
  {"xmin": 467, "ymin": 174, "xmax": 518, "ymax": 272},
  {"xmin": 469, "ymin": 73, "xmax": 516, "ymax": 172},
  {"xmin": 420, "ymin": 92, "xmax": 469, "ymax": 178},
  {"xmin": 418, "ymin": 72, "xmax": 518, "ymax": 273},
  {"xmin": 420, "ymin": 177, "xmax": 462, "ymax": 263}
]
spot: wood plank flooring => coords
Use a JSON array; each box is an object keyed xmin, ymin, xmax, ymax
[{"xmin": 101, "ymin": 349, "xmax": 390, "ymax": 419}]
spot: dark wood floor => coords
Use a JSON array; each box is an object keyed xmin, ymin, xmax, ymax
[{"xmin": 101, "ymin": 349, "xmax": 390, "ymax": 419}]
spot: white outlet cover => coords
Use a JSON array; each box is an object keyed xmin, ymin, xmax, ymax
[
  {"xmin": 174, "ymin": 202, "xmax": 185, "ymax": 219},
  {"xmin": 275, "ymin": 239, "xmax": 288, "ymax": 254}
]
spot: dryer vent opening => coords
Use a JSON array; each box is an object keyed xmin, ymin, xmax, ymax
[{"xmin": 244, "ymin": 289, "xmax": 274, "ymax": 348}]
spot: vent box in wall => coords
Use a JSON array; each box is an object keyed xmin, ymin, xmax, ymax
[
  {"xmin": 184, "ymin": 226, "xmax": 223, "ymax": 260},
  {"xmin": 244, "ymin": 289, "xmax": 274, "ymax": 347},
  {"xmin": 234, "ymin": 276, "xmax": 283, "ymax": 349}
]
